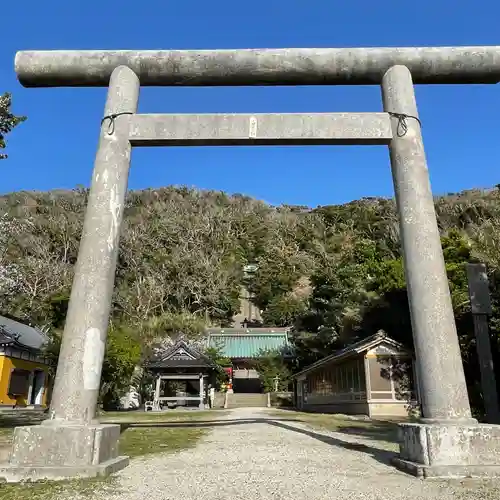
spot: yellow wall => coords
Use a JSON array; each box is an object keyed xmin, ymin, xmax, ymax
[
  {"xmin": 0, "ymin": 354, "xmax": 50, "ymax": 407},
  {"xmin": 0, "ymin": 355, "xmax": 4, "ymax": 402}
]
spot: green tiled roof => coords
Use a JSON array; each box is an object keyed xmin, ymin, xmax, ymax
[{"xmin": 208, "ymin": 332, "xmax": 289, "ymax": 359}]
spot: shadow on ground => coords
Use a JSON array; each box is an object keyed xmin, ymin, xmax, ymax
[
  {"xmin": 265, "ymin": 419, "xmax": 396, "ymax": 466},
  {"xmin": 115, "ymin": 416, "xmax": 398, "ymax": 467},
  {"xmin": 330, "ymin": 421, "xmax": 398, "ymax": 444},
  {"xmin": 269, "ymin": 408, "xmax": 400, "ymax": 445},
  {"xmin": 115, "ymin": 418, "xmax": 299, "ymax": 431},
  {"xmin": 0, "ymin": 411, "xmax": 398, "ymax": 468}
]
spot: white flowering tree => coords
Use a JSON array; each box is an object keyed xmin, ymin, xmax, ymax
[{"xmin": 0, "ymin": 214, "xmax": 30, "ymax": 300}]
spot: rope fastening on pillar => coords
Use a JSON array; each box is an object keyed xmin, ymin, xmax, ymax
[
  {"xmin": 388, "ymin": 112, "xmax": 422, "ymax": 137},
  {"xmin": 101, "ymin": 111, "xmax": 134, "ymax": 135}
]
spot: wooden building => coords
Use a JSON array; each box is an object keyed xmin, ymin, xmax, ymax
[
  {"xmin": 0, "ymin": 314, "xmax": 51, "ymax": 408},
  {"xmin": 207, "ymin": 327, "xmax": 291, "ymax": 393},
  {"xmin": 292, "ymin": 331, "xmax": 417, "ymax": 417},
  {"xmin": 145, "ymin": 340, "xmax": 217, "ymax": 410}
]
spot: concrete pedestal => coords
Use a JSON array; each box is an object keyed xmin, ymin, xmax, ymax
[
  {"xmin": 0, "ymin": 423, "xmax": 128, "ymax": 482},
  {"xmin": 392, "ymin": 422, "xmax": 500, "ymax": 479}
]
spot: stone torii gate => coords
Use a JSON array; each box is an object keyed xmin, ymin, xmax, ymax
[{"xmin": 2, "ymin": 47, "xmax": 500, "ymax": 481}]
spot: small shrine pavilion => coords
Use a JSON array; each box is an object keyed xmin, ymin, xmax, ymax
[{"xmin": 145, "ymin": 340, "xmax": 217, "ymax": 410}]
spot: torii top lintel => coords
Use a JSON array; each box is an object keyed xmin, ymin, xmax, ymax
[{"xmin": 15, "ymin": 46, "xmax": 500, "ymax": 88}]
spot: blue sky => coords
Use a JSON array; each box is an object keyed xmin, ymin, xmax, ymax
[{"xmin": 1, "ymin": 1, "xmax": 499, "ymax": 207}]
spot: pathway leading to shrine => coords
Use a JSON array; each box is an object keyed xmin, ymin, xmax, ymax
[{"xmin": 79, "ymin": 407, "xmax": 495, "ymax": 500}]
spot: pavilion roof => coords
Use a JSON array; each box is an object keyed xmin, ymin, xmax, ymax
[
  {"xmin": 292, "ymin": 331, "xmax": 409, "ymax": 378},
  {"xmin": 146, "ymin": 340, "xmax": 216, "ymax": 369},
  {"xmin": 207, "ymin": 328, "xmax": 290, "ymax": 359},
  {"xmin": 0, "ymin": 314, "xmax": 48, "ymax": 352}
]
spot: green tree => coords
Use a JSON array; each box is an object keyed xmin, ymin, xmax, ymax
[
  {"xmin": 358, "ymin": 257, "xmax": 412, "ymax": 347},
  {"xmin": 357, "ymin": 230, "xmax": 475, "ymax": 347},
  {"xmin": 203, "ymin": 345, "xmax": 231, "ymax": 389},
  {"xmin": 262, "ymin": 294, "xmax": 308, "ymax": 327},
  {"xmin": 43, "ymin": 322, "xmax": 141, "ymax": 409},
  {"xmin": 0, "ymin": 92, "xmax": 26, "ymax": 159},
  {"xmin": 100, "ymin": 324, "xmax": 142, "ymax": 409},
  {"xmin": 253, "ymin": 348, "xmax": 291, "ymax": 392},
  {"xmin": 140, "ymin": 311, "xmax": 207, "ymax": 346}
]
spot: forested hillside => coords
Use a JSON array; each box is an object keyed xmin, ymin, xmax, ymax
[{"xmin": 1, "ymin": 185, "xmax": 500, "ymax": 415}]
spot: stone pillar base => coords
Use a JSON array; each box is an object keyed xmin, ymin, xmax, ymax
[
  {"xmin": 0, "ymin": 423, "xmax": 129, "ymax": 483},
  {"xmin": 392, "ymin": 422, "xmax": 500, "ymax": 479}
]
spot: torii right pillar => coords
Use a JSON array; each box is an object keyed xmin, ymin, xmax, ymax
[{"xmin": 382, "ymin": 64, "xmax": 500, "ymax": 478}]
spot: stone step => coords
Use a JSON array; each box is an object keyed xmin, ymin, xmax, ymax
[
  {"xmin": 230, "ymin": 397, "xmax": 266, "ymax": 401},
  {"xmin": 226, "ymin": 393, "xmax": 268, "ymax": 409}
]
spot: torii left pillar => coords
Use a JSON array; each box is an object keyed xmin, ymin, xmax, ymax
[{"xmin": 0, "ymin": 66, "xmax": 138, "ymax": 482}]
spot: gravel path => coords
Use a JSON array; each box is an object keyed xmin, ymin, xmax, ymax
[{"xmin": 91, "ymin": 408, "xmax": 495, "ymax": 500}]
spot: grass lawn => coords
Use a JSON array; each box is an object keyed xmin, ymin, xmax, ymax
[
  {"xmin": 266, "ymin": 408, "xmax": 401, "ymax": 450},
  {"xmin": 0, "ymin": 477, "xmax": 116, "ymax": 500},
  {"xmin": 119, "ymin": 425, "xmax": 206, "ymax": 459},
  {"xmin": 0, "ymin": 409, "xmax": 227, "ymax": 500},
  {"xmin": 101, "ymin": 409, "xmax": 224, "ymax": 423}
]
